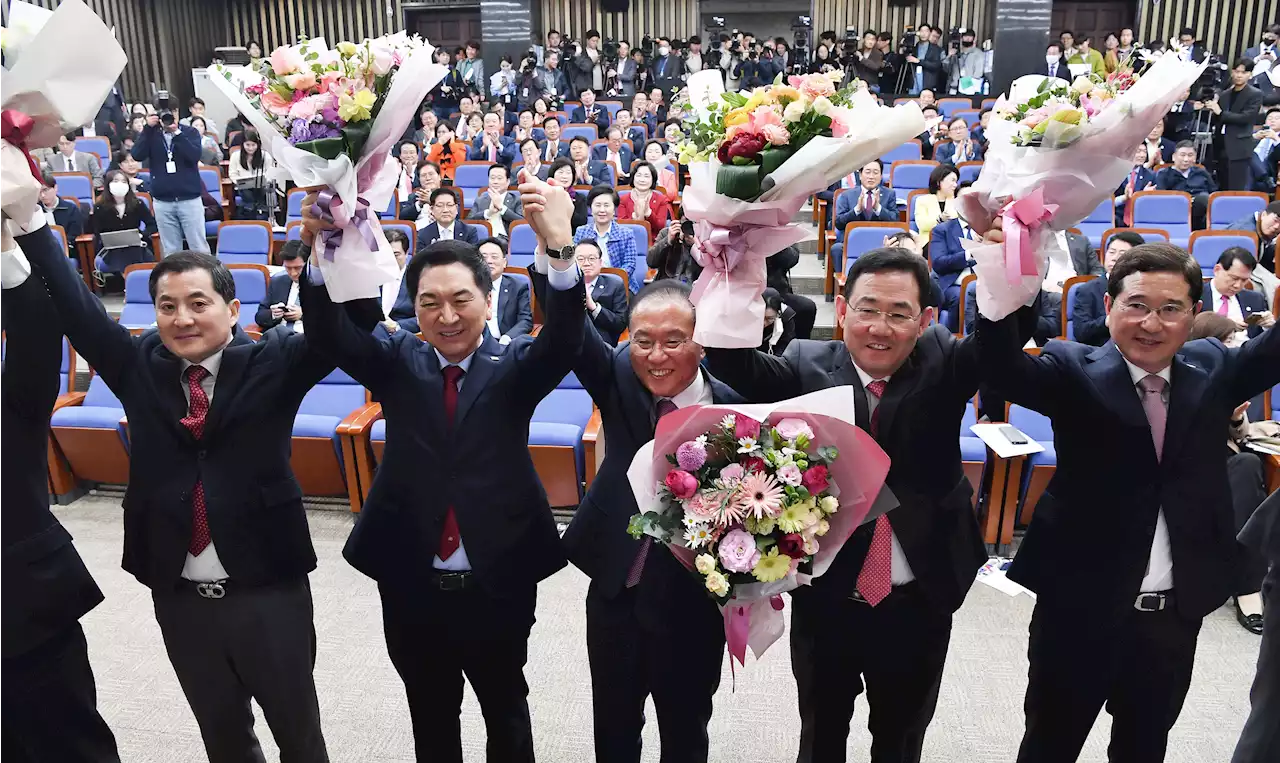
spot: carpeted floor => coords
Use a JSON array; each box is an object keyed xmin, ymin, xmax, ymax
[{"xmin": 61, "ymin": 494, "xmax": 1258, "ymax": 762}]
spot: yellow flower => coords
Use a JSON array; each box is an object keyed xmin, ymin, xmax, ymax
[
  {"xmin": 771, "ymin": 85, "xmax": 802, "ymax": 104},
  {"xmin": 752, "ymin": 548, "xmax": 792, "ymax": 583},
  {"xmin": 705, "ymin": 570, "xmax": 730, "ymax": 597},
  {"xmin": 695, "ymin": 554, "xmax": 717, "ymax": 575},
  {"xmin": 724, "ymin": 106, "xmax": 751, "ymax": 128},
  {"xmin": 745, "ymin": 88, "xmax": 769, "ymax": 110},
  {"xmin": 338, "ymin": 88, "xmax": 377, "ymax": 122},
  {"xmin": 778, "ymin": 500, "xmax": 815, "ymax": 533},
  {"xmin": 336, "ymin": 41, "xmax": 359, "ymax": 57}
]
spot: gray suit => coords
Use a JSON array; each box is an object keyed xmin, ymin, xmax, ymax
[
  {"xmin": 45, "ymin": 151, "xmax": 104, "ymax": 187},
  {"xmin": 1233, "ymin": 489, "xmax": 1280, "ymax": 763},
  {"xmin": 1067, "ymin": 232, "xmax": 1104, "ymax": 277},
  {"xmin": 467, "ymin": 190, "xmax": 524, "ymax": 232}
]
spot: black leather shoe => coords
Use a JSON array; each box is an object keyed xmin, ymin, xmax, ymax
[{"xmin": 1236, "ymin": 598, "xmax": 1264, "ymax": 635}]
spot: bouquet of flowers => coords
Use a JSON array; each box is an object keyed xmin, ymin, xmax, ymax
[
  {"xmin": 957, "ymin": 51, "xmax": 1205, "ymax": 320},
  {"xmin": 675, "ymin": 69, "xmax": 925, "ymax": 348},
  {"xmin": 1, "ymin": 0, "xmax": 126, "ymax": 222},
  {"xmin": 210, "ymin": 34, "xmax": 448, "ymax": 301},
  {"xmin": 628, "ymin": 387, "xmax": 893, "ymax": 667}
]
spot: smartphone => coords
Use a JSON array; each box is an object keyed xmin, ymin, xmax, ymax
[
  {"xmin": 998, "ymin": 424, "xmax": 1028, "ymax": 445},
  {"xmin": 681, "ymin": 219, "xmax": 694, "ymax": 237},
  {"xmin": 1245, "ymin": 312, "xmax": 1266, "ymax": 326}
]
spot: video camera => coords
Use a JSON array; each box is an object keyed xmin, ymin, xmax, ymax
[
  {"xmin": 839, "ymin": 26, "xmax": 860, "ymax": 67},
  {"xmin": 151, "ymin": 86, "xmax": 177, "ymax": 126},
  {"xmin": 898, "ymin": 26, "xmax": 918, "ymax": 55}
]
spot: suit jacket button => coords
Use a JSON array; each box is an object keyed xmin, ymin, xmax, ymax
[
  {"xmin": 197, "ymin": 449, "xmax": 207, "ymax": 460},
  {"xmin": 180, "ymin": 492, "xmax": 189, "ymax": 502}
]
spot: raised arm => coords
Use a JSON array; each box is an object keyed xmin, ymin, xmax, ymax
[
  {"xmin": 1223, "ymin": 325, "xmax": 1280, "ymax": 406},
  {"xmin": 702, "ymin": 346, "xmax": 802, "ymax": 403},
  {"xmin": 973, "ymin": 312, "xmax": 1068, "ymax": 415},
  {"xmin": 1, "ymin": 252, "xmax": 62, "ymax": 423}
]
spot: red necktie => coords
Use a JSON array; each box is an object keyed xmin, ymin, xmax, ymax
[
  {"xmin": 1124, "ymin": 169, "xmax": 1137, "ymax": 226},
  {"xmin": 181, "ymin": 365, "xmax": 213, "ymax": 555},
  {"xmin": 438, "ymin": 365, "xmax": 466, "ymax": 560},
  {"xmin": 626, "ymin": 398, "xmax": 680, "ymax": 587},
  {"xmin": 857, "ymin": 379, "xmax": 893, "ymax": 606}
]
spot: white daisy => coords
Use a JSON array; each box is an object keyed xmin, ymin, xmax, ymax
[
  {"xmin": 684, "ymin": 524, "xmax": 713, "ymax": 548},
  {"xmin": 737, "ymin": 437, "xmax": 758, "ymax": 454}
]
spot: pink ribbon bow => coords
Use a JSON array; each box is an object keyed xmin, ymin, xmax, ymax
[
  {"xmin": 310, "ymin": 189, "xmax": 379, "ymax": 262},
  {"xmin": 689, "ymin": 220, "xmax": 749, "ymax": 301},
  {"xmin": 999, "ymin": 187, "xmax": 1058, "ymax": 286}
]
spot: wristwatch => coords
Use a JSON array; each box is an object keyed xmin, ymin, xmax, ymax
[{"xmin": 550, "ymin": 243, "xmax": 576, "ymax": 261}]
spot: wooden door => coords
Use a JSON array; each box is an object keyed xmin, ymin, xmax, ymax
[
  {"xmin": 407, "ymin": 9, "xmax": 483, "ymax": 55},
  {"xmin": 1050, "ymin": 1, "xmax": 1135, "ymax": 47}
]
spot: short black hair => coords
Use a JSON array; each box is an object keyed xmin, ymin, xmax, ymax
[
  {"xmin": 188, "ymin": 97, "xmax": 205, "ymax": 108},
  {"xmin": 1109, "ymin": 230, "xmax": 1146, "ymax": 248},
  {"xmin": 519, "ymin": 137, "xmax": 539, "ymax": 151},
  {"xmin": 762, "ymin": 287, "xmax": 782, "ymax": 312},
  {"xmin": 548, "ymin": 156, "xmax": 575, "ymax": 179},
  {"xmin": 586, "ymin": 29, "xmax": 601, "ymax": 40},
  {"xmin": 279, "ymin": 240, "xmax": 306, "ymax": 262},
  {"xmin": 1179, "ymin": 27, "xmax": 1195, "ymax": 39},
  {"xmin": 1266, "ymin": 201, "xmax": 1280, "ymax": 216},
  {"xmin": 543, "ymin": 115, "xmax": 560, "ymax": 128},
  {"xmin": 570, "ymin": 136, "xmax": 591, "ymax": 148},
  {"xmin": 928, "ymin": 163, "xmax": 958, "ymax": 193},
  {"xmin": 1106, "ymin": 242, "xmax": 1203, "ymax": 304},
  {"xmin": 630, "ymin": 279, "xmax": 694, "ymax": 325},
  {"xmin": 1233, "ymin": 57, "xmax": 1255, "ymax": 72},
  {"xmin": 148, "ymin": 251, "xmax": 235, "ymax": 305},
  {"xmin": 40, "ymin": 169, "xmax": 56, "ymax": 188},
  {"xmin": 841, "ymin": 247, "xmax": 931, "ymax": 308},
  {"xmin": 580, "ymin": 87, "xmax": 595, "ymax": 97},
  {"xmin": 435, "ymin": 121, "xmax": 454, "ymax": 136},
  {"xmin": 574, "ymin": 238, "xmax": 602, "ymax": 259},
  {"xmin": 587, "ymin": 185, "xmax": 618, "ymax": 207},
  {"xmin": 630, "ymin": 161, "xmax": 659, "ymax": 188},
  {"xmin": 488, "ymin": 163, "xmax": 509, "ymax": 180},
  {"xmin": 416, "ymin": 159, "xmax": 441, "ymax": 176},
  {"xmin": 1217, "ymin": 247, "xmax": 1257, "ymax": 271},
  {"xmin": 404, "ymin": 240, "xmax": 491, "ymax": 303},
  {"xmin": 877, "ymin": 32, "xmax": 892, "ymax": 42},
  {"xmin": 396, "ymin": 139, "xmax": 419, "ymax": 155},
  {"xmin": 1060, "ymin": 29, "xmax": 1075, "ymax": 38},
  {"xmin": 384, "ymin": 228, "xmax": 411, "ymax": 253},
  {"xmin": 477, "ymin": 236, "xmax": 509, "ymax": 258},
  {"xmin": 861, "ymin": 158, "xmax": 883, "ymax": 172},
  {"xmin": 689, "ymin": 35, "xmax": 702, "ymax": 44},
  {"xmin": 429, "ymin": 187, "xmax": 460, "ymax": 206}
]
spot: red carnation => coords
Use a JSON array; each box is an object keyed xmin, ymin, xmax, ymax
[
  {"xmin": 778, "ymin": 533, "xmax": 807, "ymax": 559},
  {"xmin": 740, "ymin": 456, "xmax": 767, "ymax": 474},
  {"xmin": 716, "ymin": 132, "xmax": 766, "ymax": 163}
]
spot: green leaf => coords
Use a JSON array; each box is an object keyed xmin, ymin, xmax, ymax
[
  {"xmin": 759, "ymin": 147, "xmax": 791, "ymax": 177},
  {"xmin": 715, "ymin": 163, "xmax": 763, "ymax": 200},
  {"xmin": 1037, "ymin": 78, "xmax": 1051, "ymax": 93},
  {"xmin": 723, "ymin": 92, "xmax": 748, "ymax": 108},
  {"xmin": 730, "ymin": 155, "xmax": 754, "ymax": 166},
  {"xmin": 815, "ymin": 115, "xmax": 832, "ymax": 130},
  {"xmin": 293, "ymin": 136, "xmax": 348, "ymax": 161}
]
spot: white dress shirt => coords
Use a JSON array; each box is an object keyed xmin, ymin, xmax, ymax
[
  {"xmin": 437, "ymin": 221, "xmax": 456, "ymax": 240},
  {"xmin": 486, "ymin": 275, "xmax": 505, "ymax": 341},
  {"xmin": 382, "ymin": 264, "xmax": 408, "ymax": 318},
  {"xmin": 1207, "ymin": 280, "xmax": 1245, "ymax": 323},
  {"xmin": 285, "ymin": 279, "xmax": 304, "ymax": 333},
  {"xmin": 179, "ymin": 350, "xmax": 232, "ymax": 582},
  {"xmin": 1120, "ymin": 354, "xmax": 1174, "ymax": 592},
  {"xmin": 664, "ymin": 368, "xmax": 713, "ymax": 408},
  {"xmin": 1042, "ymin": 232, "xmax": 1076, "ymax": 293},
  {"xmin": 852, "ymin": 363, "xmax": 916, "ymax": 585}
]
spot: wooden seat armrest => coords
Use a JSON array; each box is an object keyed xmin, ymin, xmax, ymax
[
  {"xmin": 74, "ymin": 234, "xmax": 94, "ymax": 244},
  {"xmin": 336, "ymin": 402, "xmax": 384, "ymax": 436},
  {"xmin": 583, "ymin": 409, "xmax": 602, "ymax": 445},
  {"xmin": 52, "ymin": 392, "xmax": 87, "ymax": 412}
]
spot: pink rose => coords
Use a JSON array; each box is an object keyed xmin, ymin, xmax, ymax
[
  {"xmin": 825, "ymin": 105, "xmax": 854, "ymax": 138},
  {"xmin": 288, "ymin": 94, "xmax": 324, "ymax": 121},
  {"xmin": 740, "ymin": 456, "xmax": 767, "ymax": 474},
  {"xmin": 778, "ymin": 533, "xmax": 807, "ymax": 559},
  {"xmin": 734, "ymin": 415, "xmax": 761, "ymax": 441},
  {"xmin": 801, "ymin": 465, "xmax": 830, "ymax": 494},
  {"xmin": 719, "ymin": 463, "xmax": 745, "ymax": 483},
  {"xmin": 369, "ymin": 42, "xmax": 395, "ymax": 75},
  {"xmin": 776, "ymin": 463, "xmax": 803, "ymax": 486},
  {"xmin": 762, "ymin": 123, "xmax": 791, "ymax": 146},
  {"xmin": 664, "ymin": 469, "xmax": 699, "ymax": 500},
  {"xmin": 773, "ymin": 418, "xmax": 814, "ymax": 442},
  {"xmin": 283, "ymin": 71, "xmax": 319, "ymax": 91},
  {"xmin": 260, "ymin": 90, "xmax": 293, "ymax": 116},
  {"xmin": 718, "ymin": 528, "xmax": 761, "ymax": 573},
  {"xmin": 269, "ymin": 45, "xmax": 305, "ymax": 76}
]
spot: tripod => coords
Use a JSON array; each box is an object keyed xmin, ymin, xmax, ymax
[{"xmin": 1190, "ymin": 108, "xmax": 1215, "ymax": 166}]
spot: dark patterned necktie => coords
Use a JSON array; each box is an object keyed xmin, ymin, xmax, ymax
[
  {"xmin": 182, "ymin": 365, "xmax": 213, "ymax": 555},
  {"xmin": 437, "ymin": 365, "xmax": 466, "ymax": 559}
]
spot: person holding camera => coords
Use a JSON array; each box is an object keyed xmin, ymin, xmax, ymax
[
  {"xmin": 877, "ymin": 33, "xmax": 902, "ymax": 93},
  {"xmin": 572, "ymin": 31, "xmax": 607, "ymax": 98},
  {"xmin": 651, "ymin": 38, "xmax": 685, "ymax": 84},
  {"xmin": 458, "ymin": 40, "xmax": 485, "ymax": 102},
  {"xmin": 647, "ymin": 216, "xmax": 700, "ymax": 283},
  {"xmin": 943, "ymin": 29, "xmax": 985, "ymax": 95},
  {"xmin": 534, "ymin": 51, "xmax": 571, "ymax": 106},
  {"xmin": 429, "ymin": 47, "xmax": 464, "ymax": 120},
  {"xmin": 490, "ymin": 55, "xmax": 518, "ymax": 108},
  {"xmin": 1211, "ymin": 59, "xmax": 1265, "ymax": 191},
  {"xmin": 130, "ymin": 109, "xmax": 209, "ymax": 255},
  {"xmin": 853, "ymin": 31, "xmax": 883, "ymax": 88},
  {"xmin": 908, "ymin": 23, "xmax": 945, "ymax": 94}
]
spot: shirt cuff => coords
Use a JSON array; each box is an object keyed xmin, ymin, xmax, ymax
[
  {"xmin": 9, "ymin": 205, "xmax": 48, "ymax": 236},
  {"xmin": 545, "ymin": 258, "xmax": 582, "ymax": 290},
  {"xmin": 1, "ymin": 245, "xmax": 32, "ymax": 289},
  {"xmin": 590, "ymin": 302, "xmax": 603, "ymax": 318}
]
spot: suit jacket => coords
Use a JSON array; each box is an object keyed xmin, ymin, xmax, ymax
[
  {"xmin": 834, "ymin": 183, "xmax": 900, "ymax": 229},
  {"xmin": 623, "ymin": 125, "xmax": 648, "ymax": 146},
  {"xmin": 586, "ymin": 273, "xmax": 628, "ymax": 345},
  {"xmin": 1070, "ymin": 276, "xmax": 1110, "ymax": 346},
  {"xmin": 18, "ymin": 223, "xmax": 333, "ymax": 590},
  {"xmin": 1033, "ymin": 58, "xmax": 1072, "ymax": 81},
  {"xmin": 298, "ymin": 262, "xmax": 586, "ymax": 592},
  {"xmin": 1156, "ymin": 166, "xmax": 1217, "ymax": 196},
  {"xmin": 493, "ymin": 273, "xmax": 535, "ymax": 338},
  {"xmin": 933, "ymin": 140, "xmax": 984, "ymax": 166},
  {"xmin": 255, "ymin": 272, "xmax": 298, "ymax": 330},
  {"xmin": 49, "ymin": 198, "xmax": 85, "ymax": 250},
  {"xmin": 916, "ymin": 43, "xmax": 945, "ymax": 91},
  {"xmin": 570, "ymin": 105, "xmax": 610, "ymax": 131},
  {"xmin": 572, "ymin": 159, "xmax": 612, "ymax": 187},
  {"xmin": 1201, "ymin": 287, "xmax": 1268, "ymax": 339},
  {"xmin": 1165, "ymin": 101, "xmax": 1197, "ymax": 142},
  {"xmin": 467, "ymin": 135, "xmax": 518, "ymax": 166},
  {"xmin": 1, "ymin": 275, "xmax": 104, "ymax": 658},
  {"xmin": 651, "ymin": 55, "xmax": 684, "ymax": 82},
  {"xmin": 976, "ymin": 315, "xmax": 1280, "ymax": 620},
  {"xmin": 415, "ymin": 220, "xmax": 482, "ymax": 250},
  {"xmin": 704, "ymin": 331, "xmax": 996, "ymax": 613},
  {"xmin": 1218, "ymin": 84, "xmax": 1265, "ymax": 160},
  {"xmin": 45, "ymin": 151, "xmax": 103, "ymax": 186},
  {"xmin": 1240, "ymin": 488, "xmax": 1280, "ymax": 565},
  {"xmin": 1114, "ymin": 165, "xmax": 1158, "ymax": 207},
  {"xmin": 1067, "ymin": 231, "xmax": 1104, "ymax": 277},
  {"xmin": 538, "ymin": 138, "xmax": 572, "ymax": 162},
  {"xmin": 591, "ymin": 144, "xmax": 635, "ymax": 172},
  {"xmin": 930, "ymin": 218, "xmax": 978, "ymax": 292},
  {"xmin": 466, "ymin": 190, "xmax": 524, "ymax": 228}
]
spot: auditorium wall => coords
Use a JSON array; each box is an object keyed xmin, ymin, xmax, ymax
[
  {"xmin": 811, "ymin": 0, "xmax": 998, "ymax": 47},
  {"xmin": 538, "ymin": 0, "xmax": 700, "ymax": 46},
  {"xmin": 1135, "ymin": 0, "xmax": 1279, "ymax": 66}
]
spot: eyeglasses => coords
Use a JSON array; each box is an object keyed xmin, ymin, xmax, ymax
[
  {"xmin": 632, "ymin": 337, "xmax": 691, "ymax": 353},
  {"xmin": 1116, "ymin": 301, "xmax": 1192, "ymax": 322},
  {"xmin": 849, "ymin": 307, "xmax": 920, "ymax": 329},
  {"xmin": 575, "ymin": 255, "xmax": 601, "ymax": 264}
]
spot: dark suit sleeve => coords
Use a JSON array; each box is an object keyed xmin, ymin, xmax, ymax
[
  {"xmin": 875, "ymin": 191, "xmax": 900, "ymax": 223},
  {"xmin": 1072, "ymin": 284, "xmax": 1109, "ymax": 346},
  {"xmin": 1222, "ymin": 325, "xmax": 1280, "ymax": 406},
  {"xmin": 16, "ymin": 224, "xmax": 137, "ymax": 389},
  {"xmin": 592, "ymin": 280, "xmax": 628, "ymax": 341},
  {"xmin": 703, "ymin": 345, "xmax": 802, "ymax": 403},
  {"xmin": 974, "ymin": 312, "xmax": 1070, "ymax": 415},
  {"xmin": 1, "ymin": 276, "xmax": 62, "ymax": 424},
  {"xmin": 511, "ymin": 264, "xmax": 588, "ymax": 408},
  {"xmin": 297, "ymin": 256, "xmax": 397, "ymax": 393},
  {"xmin": 930, "ymin": 225, "xmax": 971, "ymax": 276},
  {"xmin": 1079, "ymin": 237, "xmax": 1104, "ymax": 276},
  {"xmin": 1220, "ymin": 90, "xmax": 1264, "ymax": 126},
  {"xmin": 255, "ymin": 277, "xmax": 284, "ymax": 329},
  {"xmin": 399, "ymin": 199, "xmax": 419, "ymax": 220},
  {"xmin": 833, "ymin": 193, "xmax": 856, "ymax": 231},
  {"xmin": 511, "ymin": 279, "xmax": 534, "ymax": 337}
]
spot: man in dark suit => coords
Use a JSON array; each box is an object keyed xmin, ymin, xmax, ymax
[
  {"xmin": 1201, "ymin": 248, "xmax": 1273, "ymax": 339},
  {"xmin": 254, "ymin": 241, "xmax": 306, "ymax": 331},
  {"xmin": 570, "ymin": 89, "xmax": 610, "ymax": 132},
  {"xmin": 568, "ymin": 137, "xmax": 612, "ymax": 186},
  {"xmin": 1156, "ymin": 141, "xmax": 1218, "ymax": 229},
  {"xmin": 37, "ymin": 172, "xmax": 85, "ymax": 258},
  {"xmin": 930, "ymin": 212, "xmax": 980, "ymax": 332},
  {"xmin": 614, "ymin": 108, "xmax": 648, "ymax": 147},
  {"xmin": 591, "ymin": 127, "xmax": 635, "ymax": 178},
  {"xmin": 296, "ymin": 177, "xmax": 584, "ymax": 761},
  {"xmin": 650, "ymin": 39, "xmax": 685, "ymax": 85},
  {"xmin": 467, "ymin": 112, "xmax": 518, "ymax": 168},
  {"xmin": 480, "ymin": 237, "xmax": 534, "ymax": 342},
  {"xmin": 1035, "ymin": 42, "xmax": 1072, "ymax": 81},
  {"xmin": 933, "ymin": 118, "xmax": 984, "ymax": 165},
  {"xmin": 538, "ymin": 116, "xmax": 572, "ymax": 163},
  {"xmin": 1233, "ymin": 488, "xmax": 1280, "ymax": 763},
  {"xmin": 1114, "ymin": 145, "xmax": 1159, "ymax": 226},
  {"xmin": 704, "ymin": 248, "xmax": 1021, "ymax": 763},
  {"xmin": 1164, "ymin": 94, "xmax": 1199, "ymax": 143},
  {"xmin": 1210, "ymin": 59, "xmax": 1266, "ymax": 191},
  {"xmin": 467, "ymin": 164, "xmax": 524, "ymax": 237},
  {"xmin": 1228, "ymin": 202, "xmax": 1280, "ymax": 272},
  {"xmin": 2, "ymin": 239, "xmax": 120, "ymax": 762},
  {"xmin": 1072, "ymin": 231, "xmax": 1145, "ymax": 346},
  {"xmin": 573, "ymin": 239, "xmax": 628, "ymax": 344},
  {"xmin": 1140, "ymin": 120, "xmax": 1177, "ymax": 169},
  {"xmin": 908, "ymin": 25, "xmax": 945, "ymax": 93},
  {"xmin": 12, "ymin": 215, "xmax": 333, "ymax": 760},
  {"xmin": 834, "ymin": 160, "xmax": 900, "ymax": 229},
  {"xmin": 416, "ymin": 188, "xmax": 482, "ymax": 250},
  {"xmin": 976, "ymin": 243, "xmax": 1280, "ymax": 763}
]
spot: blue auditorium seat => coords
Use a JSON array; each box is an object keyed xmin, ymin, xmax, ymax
[
  {"xmin": 199, "ymin": 168, "xmax": 225, "ymax": 237},
  {"xmin": 1132, "ymin": 191, "xmax": 1191, "ymax": 247},
  {"xmin": 50, "ymin": 375, "xmax": 132, "ymax": 485},
  {"xmin": 1076, "ymin": 198, "xmax": 1114, "ymax": 248},
  {"xmin": 530, "ymin": 371, "xmax": 594, "ymax": 506},
  {"xmin": 216, "ymin": 221, "xmax": 272, "ymax": 266},
  {"xmin": 228, "ymin": 266, "xmax": 269, "ymax": 329},
  {"xmin": 1008, "ymin": 404, "xmax": 1056, "ymax": 523},
  {"xmin": 291, "ymin": 367, "xmax": 366, "ymax": 497},
  {"xmin": 118, "ymin": 269, "xmax": 157, "ymax": 331}
]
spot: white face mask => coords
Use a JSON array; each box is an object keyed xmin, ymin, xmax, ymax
[
  {"xmin": 109, "ymin": 182, "xmax": 129, "ymax": 199},
  {"xmin": 1046, "ymin": 55, "xmax": 1059, "ymax": 65},
  {"xmin": 658, "ymin": 46, "xmax": 670, "ymax": 57}
]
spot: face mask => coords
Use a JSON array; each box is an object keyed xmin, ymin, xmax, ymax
[
  {"xmin": 109, "ymin": 182, "xmax": 128, "ymax": 198},
  {"xmin": 1046, "ymin": 55, "xmax": 1058, "ymax": 65},
  {"xmin": 658, "ymin": 46, "xmax": 670, "ymax": 57}
]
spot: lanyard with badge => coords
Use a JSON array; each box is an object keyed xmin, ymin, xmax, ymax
[{"xmin": 164, "ymin": 129, "xmax": 177, "ymax": 175}]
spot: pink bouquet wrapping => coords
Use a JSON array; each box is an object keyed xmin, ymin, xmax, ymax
[
  {"xmin": 677, "ymin": 70, "xmax": 924, "ymax": 348},
  {"xmin": 957, "ymin": 52, "xmax": 1205, "ymax": 320},
  {"xmin": 1, "ymin": 0, "xmax": 126, "ymax": 222},
  {"xmin": 627, "ymin": 387, "xmax": 893, "ymax": 666}
]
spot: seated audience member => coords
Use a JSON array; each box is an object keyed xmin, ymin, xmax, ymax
[
  {"xmin": 574, "ymin": 186, "xmax": 642, "ymax": 293},
  {"xmin": 539, "ymin": 116, "xmax": 572, "ymax": 162},
  {"xmin": 37, "ymin": 171, "xmax": 85, "ymax": 256},
  {"xmin": 467, "ymin": 163, "xmax": 523, "ymax": 237},
  {"xmin": 518, "ymin": 138, "xmax": 550, "ymax": 182},
  {"xmin": 759, "ymin": 287, "xmax": 797, "ymax": 356},
  {"xmin": 377, "ymin": 228, "xmax": 412, "ymax": 335},
  {"xmin": 765, "ymin": 245, "xmax": 818, "ymax": 340},
  {"xmin": 415, "ymin": 188, "xmax": 479, "ymax": 249},
  {"xmin": 1251, "ymin": 109, "xmax": 1280, "ymax": 192},
  {"xmin": 570, "ymin": 88, "xmax": 610, "ymax": 131},
  {"xmin": 662, "ymin": 120, "xmax": 683, "ymax": 144},
  {"xmin": 647, "ymin": 217, "xmax": 699, "ymax": 283},
  {"xmin": 181, "ymin": 97, "xmax": 220, "ymax": 137},
  {"xmin": 46, "ymin": 130, "xmax": 104, "ymax": 188},
  {"xmin": 884, "ymin": 230, "xmax": 943, "ymax": 307},
  {"xmin": 592, "ymin": 127, "xmax": 635, "ymax": 181},
  {"xmin": 1201, "ymin": 248, "xmax": 1273, "ymax": 341},
  {"xmin": 1188, "ymin": 311, "xmax": 1271, "ymax": 635},
  {"xmin": 509, "ymin": 109, "xmax": 543, "ymax": 143},
  {"xmin": 1114, "ymin": 143, "xmax": 1157, "ymax": 226},
  {"xmin": 111, "ymin": 150, "xmax": 150, "ymax": 193},
  {"xmin": 917, "ymin": 105, "xmax": 944, "ymax": 159},
  {"xmin": 617, "ymin": 162, "xmax": 672, "ymax": 230},
  {"xmin": 409, "ymin": 107, "xmax": 438, "ymax": 147},
  {"xmin": 458, "ymin": 112, "xmax": 485, "ymax": 144},
  {"xmin": 399, "ymin": 161, "xmax": 443, "ymax": 227},
  {"xmin": 934, "ymin": 117, "xmax": 984, "ymax": 165},
  {"xmin": 1141, "ymin": 120, "xmax": 1176, "ymax": 168},
  {"xmin": 227, "ymin": 131, "xmax": 276, "ymax": 220},
  {"xmin": 575, "ymin": 239, "xmax": 628, "ymax": 345},
  {"xmin": 425, "ymin": 121, "xmax": 469, "ymax": 181},
  {"xmin": 1227, "ymin": 200, "xmax": 1280, "ymax": 273},
  {"xmin": 255, "ymin": 241, "xmax": 307, "ymax": 331},
  {"xmin": 549, "ymin": 158, "xmax": 590, "ymax": 229},
  {"xmin": 930, "ymin": 181, "xmax": 980, "ymax": 331},
  {"xmin": 1155, "ymin": 140, "xmax": 1217, "ymax": 229},
  {"xmin": 915, "ymin": 163, "xmax": 959, "ymax": 238},
  {"xmin": 614, "ymin": 108, "xmax": 647, "ymax": 146},
  {"xmin": 1035, "ymin": 42, "xmax": 1072, "ymax": 81},
  {"xmin": 468, "ymin": 112, "xmax": 518, "ymax": 167},
  {"xmin": 90, "ymin": 169, "xmax": 158, "ymax": 277},
  {"xmin": 835, "ymin": 159, "xmax": 900, "ymax": 229},
  {"xmin": 394, "ymin": 140, "xmax": 420, "ymax": 200},
  {"xmin": 569, "ymin": 137, "xmax": 612, "ymax": 186},
  {"xmin": 1070, "ymin": 230, "xmax": 1144, "ymax": 346},
  {"xmin": 642, "ymin": 140, "xmax": 679, "ymax": 195},
  {"xmin": 630, "ymin": 92, "xmax": 658, "ymax": 136},
  {"xmin": 187, "ymin": 117, "xmax": 223, "ymax": 166},
  {"xmin": 971, "ymin": 108, "xmax": 992, "ymax": 151}
]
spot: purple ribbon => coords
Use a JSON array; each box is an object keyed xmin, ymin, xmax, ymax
[{"xmin": 310, "ymin": 189, "xmax": 380, "ymax": 262}]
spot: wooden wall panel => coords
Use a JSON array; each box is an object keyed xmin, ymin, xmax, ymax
[
  {"xmin": 811, "ymin": 0, "xmax": 997, "ymax": 47},
  {"xmin": 225, "ymin": 0, "xmax": 407, "ymax": 53},
  {"xmin": 539, "ymin": 0, "xmax": 700, "ymax": 47},
  {"xmin": 1135, "ymin": 0, "xmax": 1279, "ymax": 64}
]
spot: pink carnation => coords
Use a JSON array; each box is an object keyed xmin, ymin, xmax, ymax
[
  {"xmin": 776, "ymin": 463, "xmax": 803, "ymax": 486},
  {"xmin": 718, "ymin": 528, "xmax": 761, "ymax": 573},
  {"xmin": 801, "ymin": 465, "xmax": 830, "ymax": 494},
  {"xmin": 288, "ymin": 94, "xmax": 327, "ymax": 121},
  {"xmin": 664, "ymin": 469, "xmax": 699, "ymax": 500},
  {"xmin": 773, "ymin": 418, "xmax": 814, "ymax": 442},
  {"xmin": 762, "ymin": 123, "xmax": 791, "ymax": 146},
  {"xmin": 685, "ymin": 492, "xmax": 718, "ymax": 518},
  {"xmin": 719, "ymin": 463, "xmax": 746, "ymax": 483},
  {"xmin": 269, "ymin": 45, "xmax": 305, "ymax": 76}
]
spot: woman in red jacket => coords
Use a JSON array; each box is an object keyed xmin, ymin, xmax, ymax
[{"xmin": 617, "ymin": 161, "xmax": 672, "ymax": 230}]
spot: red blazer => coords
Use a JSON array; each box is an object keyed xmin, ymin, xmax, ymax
[{"xmin": 617, "ymin": 190, "xmax": 672, "ymax": 230}]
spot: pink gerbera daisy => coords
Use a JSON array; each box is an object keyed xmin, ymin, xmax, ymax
[{"xmin": 736, "ymin": 472, "xmax": 785, "ymax": 520}]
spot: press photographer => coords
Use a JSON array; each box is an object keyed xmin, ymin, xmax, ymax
[
  {"xmin": 572, "ymin": 30, "xmax": 607, "ymax": 98},
  {"xmin": 943, "ymin": 28, "xmax": 985, "ymax": 95}
]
